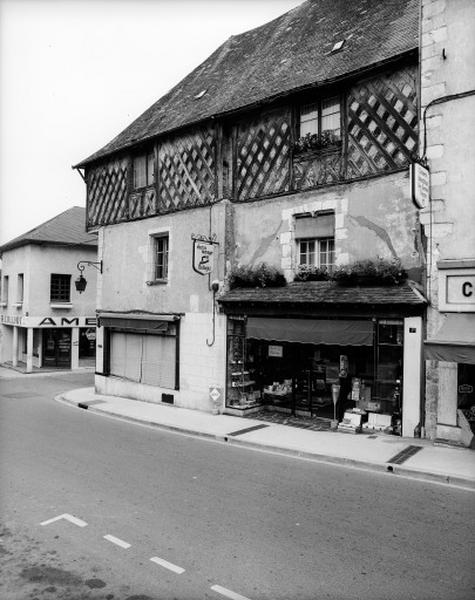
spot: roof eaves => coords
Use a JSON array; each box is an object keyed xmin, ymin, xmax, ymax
[{"xmin": 0, "ymin": 237, "xmax": 97, "ymax": 256}]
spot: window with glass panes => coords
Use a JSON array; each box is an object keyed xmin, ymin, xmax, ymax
[
  {"xmin": 1, "ymin": 275, "xmax": 8, "ymax": 304},
  {"xmin": 299, "ymin": 238, "xmax": 335, "ymax": 270},
  {"xmin": 299, "ymin": 96, "xmax": 341, "ymax": 139},
  {"xmin": 50, "ymin": 274, "xmax": 71, "ymax": 302},
  {"xmin": 17, "ymin": 274, "xmax": 24, "ymax": 303},
  {"xmin": 133, "ymin": 150, "xmax": 155, "ymax": 189},
  {"xmin": 154, "ymin": 235, "xmax": 169, "ymax": 280}
]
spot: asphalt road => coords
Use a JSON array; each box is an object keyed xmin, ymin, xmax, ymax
[{"xmin": 1, "ymin": 371, "xmax": 474, "ymax": 600}]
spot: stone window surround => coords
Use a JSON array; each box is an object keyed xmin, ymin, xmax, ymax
[{"xmin": 280, "ymin": 197, "xmax": 348, "ymax": 281}]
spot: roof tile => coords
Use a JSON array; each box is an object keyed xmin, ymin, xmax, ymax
[
  {"xmin": 0, "ymin": 207, "xmax": 97, "ymax": 254},
  {"xmin": 219, "ymin": 281, "xmax": 426, "ymax": 306},
  {"xmin": 77, "ymin": 0, "xmax": 418, "ymax": 167}
]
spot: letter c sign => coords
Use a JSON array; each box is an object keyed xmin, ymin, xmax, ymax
[{"xmin": 462, "ymin": 281, "xmax": 473, "ymax": 297}]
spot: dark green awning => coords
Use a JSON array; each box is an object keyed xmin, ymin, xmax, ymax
[{"xmin": 247, "ymin": 317, "xmax": 373, "ymax": 346}]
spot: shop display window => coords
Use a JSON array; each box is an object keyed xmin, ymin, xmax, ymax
[
  {"xmin": 374, "ymin": 320, "xmax": 403, "ymax": 415},
  {"xmin": 226, "ymin": 317, "xmax": 262, "ymax": 409},
  {"xmin": 458, "ymin": 363, "xmax": 475, "ymax": 433},
  {"xmin": 225, "ymin": 316, "xmax": 405, "ymax": 434}
]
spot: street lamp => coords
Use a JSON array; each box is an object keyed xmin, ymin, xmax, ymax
[{"xmin": 75, "ymin": 260, "xmax": 103, "ymax": 293}]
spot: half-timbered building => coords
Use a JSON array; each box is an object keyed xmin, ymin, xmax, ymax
[{"xmin": 76, "ymin": 0, "xmax": 427, "ymax": 437}]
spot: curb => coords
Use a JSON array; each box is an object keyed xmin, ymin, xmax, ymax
[{"xmin": 55, "ymin": 394, "xmax": 475, "ymax": 491}]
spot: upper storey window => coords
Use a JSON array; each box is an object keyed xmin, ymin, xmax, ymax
[
  {"xmin": 51, "ymin": 274, "xmax": 71, "ymax": 303},
  {"xmin": 300, "ymin": 96, "xmax": 341, "ymax": 140},
  {"xmin": 133, "ymin": 150, "xmax": 155, "ymax": 189}
]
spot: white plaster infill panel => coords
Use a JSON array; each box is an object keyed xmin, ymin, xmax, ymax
[{"xmin": 402, "ymin": 316, "xmax": 423, "ymax": 438}]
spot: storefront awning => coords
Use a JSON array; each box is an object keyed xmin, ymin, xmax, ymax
[
  {"xmin": 98, "ymin": 312, "xmax": 179, "ymax": 333},
  {"xmin": 247, "ymin": 317, "xmax": 373, "ymax": 346},
  {"xmin": 425, "ymin": 314, "xmax": 475, "ymax": 363}
]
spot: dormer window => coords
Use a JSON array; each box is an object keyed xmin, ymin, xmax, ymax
[
  {"xmin": 299, "ymin": 96, "xmax": 341, "ymax": 139},
  {"xmin": 133, "ymin": 150, "xmax": 155, "ymax": 189}
]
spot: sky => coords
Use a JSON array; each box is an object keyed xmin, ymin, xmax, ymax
[{"xmin": 0, "ymin": 0, "xmax": 303, "ymax": 245}]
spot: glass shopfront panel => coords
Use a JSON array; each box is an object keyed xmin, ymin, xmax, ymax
[
  {"xmin": 458, "ymin": 363, "xmax": 475, "ymax": 433},
  {"xmin": 42, "ymin": 329, "xmax": 71, "ymax": 367},
  {"xmin": 226, "ymin": 316, "xmax": 404, "ymax": 435}
]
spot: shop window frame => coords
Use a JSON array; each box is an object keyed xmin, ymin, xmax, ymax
[{"xmin": 103, "ymin": 321, "xmax": 180, "ymax": 391}]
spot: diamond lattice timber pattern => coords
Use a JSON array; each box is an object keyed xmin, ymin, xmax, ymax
[
  {"xmin": 235, "ymin": 108, "xmax": 292, "ymax": 201},
  {"xmin": 158, "ymin": 126, "xmax": 217, "ymax": 212},
  {"xmin": 86, "ymin": 65, "xmax": 418, "ymax": 227},
  {"xmin": 346, "ymin": 65, "xmax": 418, "ymax": 178}
]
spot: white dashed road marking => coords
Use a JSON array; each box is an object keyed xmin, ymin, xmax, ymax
[
  {"xmin": 150, "ymin": 556, "xmax": 185, "ymax": 574},
  {"xmin": 211, "ymin": 584, "xmax": 253, "ymax": 600},
  {"xmin": 40, "ymin": 513, "xmax": 88, "ymax": 527},
  {"xmin": 103, "ymin": 534, "xmax": 131, "ymax": 549}
]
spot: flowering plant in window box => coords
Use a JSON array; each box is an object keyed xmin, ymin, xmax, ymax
[
  {"xmin": 228, "ymin": 263, "xmax": 287, "ymax": 289},
  {"xmin": 294, "ymin": 265, "xmax": 331, "ymax": 282},
  {"xmin": 332, "ymin": 258, "xmax": 407, "ymax": 286},
  {"xmin": 294, "ymin": 130, "xmax": 341, "ymax": 154}
]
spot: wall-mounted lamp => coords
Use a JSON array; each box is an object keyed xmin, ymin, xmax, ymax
[{"xmin": 75, "ymin": 260, "xmax": 103, "ymax": 293}]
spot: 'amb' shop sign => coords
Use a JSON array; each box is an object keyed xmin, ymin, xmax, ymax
[
  {"xmin": 25, "ymin": 316, "xmax": 97, "ymax": 328},
  {"xmin": 192, "ymin": 233, "xmax": 218, "ymax": 276}
]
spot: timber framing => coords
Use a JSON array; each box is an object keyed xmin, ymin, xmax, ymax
[{"xmin": 84, "ymin": 58, "xmax": 418, "ymax": 230}]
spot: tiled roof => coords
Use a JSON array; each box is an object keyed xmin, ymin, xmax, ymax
[
  {"xmin": 77, "ymin": 0, "xmax": 418, "ymax": 167},
  {"xmin": 0, "ymin": 207, "xmax": 97, "ymax": 255},
  {"xmin": 218, "ymin": 281, "xmax": 426, "ymax": 306}
]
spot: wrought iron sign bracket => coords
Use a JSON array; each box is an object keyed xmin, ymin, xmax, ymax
[{"xmin": 75, "ymin": 260, "xmax": 103, "ymax": 293}]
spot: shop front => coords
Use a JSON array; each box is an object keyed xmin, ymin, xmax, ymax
[
  {"xmin": 0, "ymin": 314, "xmax": 96, "ymax": 372},
  {"xmin": 425, "ymin": 313, "xmax": 475, "ymax": 445},
  {"xmin": 424, "ymin": 261, "xmax": 475, "ymax": 447},
  {"xmin": 219, "ymin": 281, "xmax": 426, "ymax": 438}
]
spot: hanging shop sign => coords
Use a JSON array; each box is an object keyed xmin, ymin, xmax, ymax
[
  {"xmin": 191, "ymin": 233, "xmax": 219, "ymax": 276},
  {"xmin": 410, "ymin": 161, "xmax": 430, "ymax": 210}
]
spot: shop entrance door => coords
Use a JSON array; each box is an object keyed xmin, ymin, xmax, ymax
[{"xmin": 42, "ymin": 329, "xmax": 71, "ymax": 368}]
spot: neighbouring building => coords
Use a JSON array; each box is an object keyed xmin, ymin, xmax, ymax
[
  {"xmin": 0, "ymin": 207, "xmax": 98, "ymax": 372},
  {"xmin": 421, "ymin": 0, "xmax": 475, "ymax": 447},
  {"xmin": 76, "ymin": 0, "xmax": 429, "ymax": 438}
]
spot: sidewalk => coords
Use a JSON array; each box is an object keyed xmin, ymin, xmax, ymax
[
  {"xmin": 57, "ymin": 387, "xmax": 475, "ymax": 491},
  {"xmin": 0, "ymin": 363, "xmax": 94, "ymax": 378}
]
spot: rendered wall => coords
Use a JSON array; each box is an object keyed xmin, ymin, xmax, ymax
[
  {"xmin": 232, "ymin": 171, "xmax": 423, "ymax": 278},
  {"xmin": 421, "ymin": 0, "xmax": 475, "ymax": 442},
  {"xmin": 96, "ymin": 201, "xmax": 228, "ymax": 411}
]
